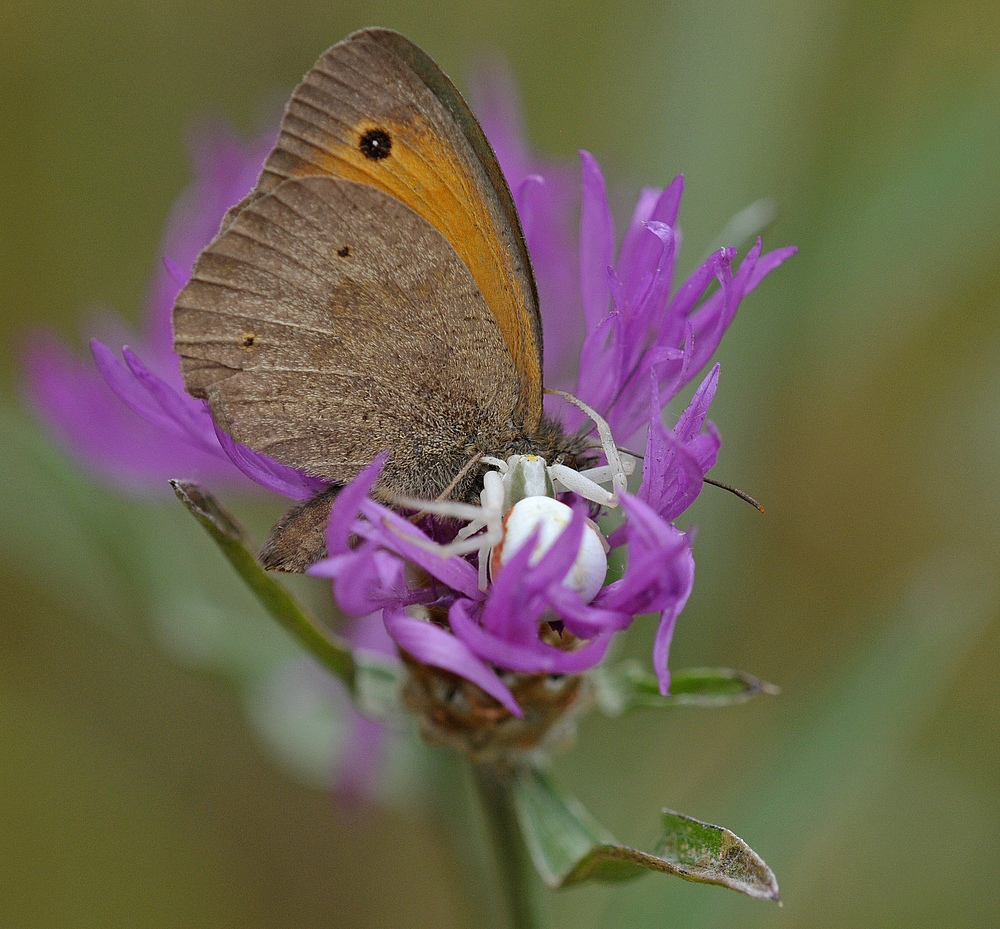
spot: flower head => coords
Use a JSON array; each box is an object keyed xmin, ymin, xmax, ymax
[{"xmin": 24, "ymin": 61, "xmax": 795, "ymax": 767}]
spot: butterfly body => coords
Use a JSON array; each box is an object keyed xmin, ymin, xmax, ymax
[{"xmin": 172, "ymin": 28, "xmax": 587, "ymax": 570}]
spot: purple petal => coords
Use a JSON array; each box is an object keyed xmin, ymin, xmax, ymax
[
  {"xmin": 626, "ymin": 187, "xmax": 665, "ymax": 230},
  {"xmin": 518, "ymin": 173, "xmax": 586, "ymax": 388},
  {"xmin": 24, "ymin": 332, "xmax": 233, "ymax": 488},
  {"xmin": 324, "ymin": 454, "xmax": 388, "ymax": 556},
  {"xmin": 514, "ymin": 174, "xmax": 545, "ymax": 242},
  {"xmin": 333, "ymin": 709, "xmax": 391, "ymax": 807},
  {"xmin": 650, "ymin": 543, "xmax": 695, "ymax": 694},
  {"xmin": 746, "ymin": 244, "xmax": 798, "ymax": 290},
  {"xmin": 644, "ymin": 429, "xmax": 712, "ymax": 524},
  {"xmin": 600, "ymin": 494, "xmax": 695, "ymax": 692},
  {"xmin": 355, "ymin": 499, "xmax": 482, "ymax": 601},
  {"xmin": 687, "ymin": 239, "xmax": 790, "ymax": 379},
  {"xmin": 383, "ymin": 608, "xmax": 521, "ymax": 716},
  {"xmin": 94, "ymin": 342, "xmax": 332, "ymax": 501},
  {"xmin": 470, "ymin": 63, "xmax": 584, "ymax": 389},
  {"xmin": 479, "ymin": 526, "xmax": 547, "ymax": 640},
  {"xmin": 29, "ymin": 122, "xmax": 279, "ymax": 493},
  {"xmin": 674, "ymin": 364, "xmax": 720, "ymax": 443},
  {"xmin": 343, "ymin": 611, "xmax": 396, "ymax": 656},
  {"xmin": 481, "ymin": 512, "xmax": 589, "ymax": 643},
  {"xmin": 121, "ymin": 347, "xmax": 221, "ymax": 454},
  {"xmin": 685, "ymin": 247, "xmax": 746, "ymax": 377},
  {"xmin": 309, "ymin": 457, "xmax": 411, "ymax": 616},
  {"xmin": 649, "ymin": 175, "xmax": 684, "ymax": 228},
  {"xmin": 310, "ymin": 463, "xmax": 421, "ymax": 617},
  {"xmin": 449, "ymin": 599, "xmax": 614, "ymax": 675},
  {"xmin": 470, "ymin": 59, "xmax": 533, "ymax": 185},
  {"xmin": 162, "ymin": 256, "xmax": 186, "ymax": 287},
  {"xmin": 579, "ymin": 151, "xmax": 616, "ymax": 333},
  {"xmin": 515, "ymin": 507, "xmax": 586, "ymax": 594},
  {"xmin": 672, "ymin": 246, "xmax": 734, "ymax": 331},
  {"xmin": 600, "ymin": 494, "xmax": 691, "ymax": 611},
  {"xmin": 542, "ymin": 584, "xmax": 633, "ymax": 637},
  {"xmin": 90, "ymin": 340, "xmax": 180, "ymax": 433},
  {"xmin": 213, "ymin": 423, "xmax": 329, "ymax": 501},
  {"xmin": 637, "ymin": 364, "xmax": 723, "ymax": 519},
  {"xmin": 312, "ymin": 545, "xmax": 413, "ymax": 617},
  {"xmin": 618, "ymin": 207, "xmax": 677, "ymax": 305},
  {"xmin": 574, "ymin": 308, "xmax": 624, "ymax": 428}
]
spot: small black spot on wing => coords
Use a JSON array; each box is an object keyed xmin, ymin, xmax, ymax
[
  {"xmin": 359, "ymin": 128, "xmax": 392, "ymax": 160},
  {"xmin": 337, "ymin": 245, "xmax": 351, "ymax": 258}
]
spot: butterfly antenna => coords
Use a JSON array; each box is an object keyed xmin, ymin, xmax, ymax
[{"xmin": 704, "ymin": 476, "xmax": 764, "ymax": 513}]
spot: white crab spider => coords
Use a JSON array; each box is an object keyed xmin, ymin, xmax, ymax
[
  {"xmin": 465, "ymin": 455, "xmax": 625, "ymax": 592},
  {"xmin": 390, "ymin": 397, "xmax": 635, "ymax": 592}
]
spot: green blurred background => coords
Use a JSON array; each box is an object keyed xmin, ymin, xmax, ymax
[{"xmin": 3, "ymin": 0, "xmax": 998, "ymax": 926}]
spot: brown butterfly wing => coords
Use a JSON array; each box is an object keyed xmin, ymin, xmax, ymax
[
  {"xmin": 220, "ymin": 27, "xmax": 543, "ymax": 425},
  {"xmin": 175, "ymin": 175, "xmax": 523, "ymax": 498}
]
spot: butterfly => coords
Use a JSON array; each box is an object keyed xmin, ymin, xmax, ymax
[{"xmin": 172, "ymin": 28, "xmax": 590, "ymax": 571}]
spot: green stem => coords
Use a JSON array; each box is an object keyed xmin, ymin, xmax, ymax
[{"xmin": 472, "ymin": 764, "xmax": 541, "ymax": 929}]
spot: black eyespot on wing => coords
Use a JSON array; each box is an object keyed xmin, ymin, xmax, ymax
[
  {"xmin": 359, "ymin": 128, "xmax": 392, "ymax": 160},
  {"xmin": 337, "ymin": 245, "xmax": 351, "ymax": 257}
]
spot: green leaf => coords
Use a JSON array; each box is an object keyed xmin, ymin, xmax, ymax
[
  {"xmin": 170, "ymin": 480, "xmax": 356, "ymax": 689},
  {"xmin": 650, "ymin": 810, "xmax": 780, "ymax": 900},
  {"xmin": 512, "ymin": 767, "xmax": 779, "ymax": 901},
  {"xmin": 595, "ymin": 660, "xmax": 779, "ymax": 715}
]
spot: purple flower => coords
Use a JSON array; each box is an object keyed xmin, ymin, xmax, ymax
[{"xmin": 23, "ymin": 64, "xmax": 795, "ymax": 740}]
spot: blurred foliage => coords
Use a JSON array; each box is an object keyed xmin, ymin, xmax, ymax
[{"xmin": 2, "ymin": 0, "xmax": 998, "ymax": 927}]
